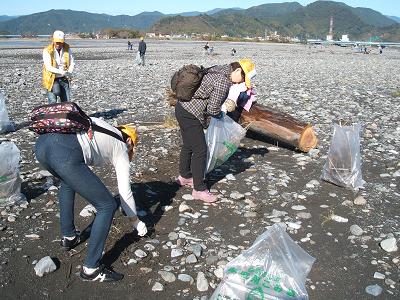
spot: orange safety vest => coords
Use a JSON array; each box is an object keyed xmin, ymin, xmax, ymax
[{"xmin": 42, "ymin": 43, "xmax": 70, "ymax": 91}]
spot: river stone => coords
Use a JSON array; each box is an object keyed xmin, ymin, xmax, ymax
[
  {"xmin": 152, "ymin": 282, "xmax": 164, "ymax": 291},
  {"xmin": 365, "ymin": 284, "xmax": 382, "ymax": 296},
  {"xmin": 196, "ymin": 272, "xmax": 208, "ymax": 292},
  {"xmin": 158, "ymin": 270, "xmax": 176, "ymax": 282},
  {"xmin": 350, "ymin": 224, "xmax": 363, "ymax": 236},
  {"xmin": 380, "ymin": 237, "xmax": 398, "ymax": 252}
]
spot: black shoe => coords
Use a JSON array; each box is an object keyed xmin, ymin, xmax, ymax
[
  {"xmin": 79, "ymin": 265, "xmax": 124, "ymax": 282},
  {"xmin": 60, "ymin": 235, "xmax": 81, "ymax": 251}
]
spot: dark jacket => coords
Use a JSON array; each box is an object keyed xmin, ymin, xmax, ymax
[{"xmin": 138, "ymin": 41, "xmax": 146, "ymax": 55}]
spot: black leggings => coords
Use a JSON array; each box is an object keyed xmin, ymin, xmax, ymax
[{"xmin": 175, "ymin": 102, "xmax": 207, "ymax": 191}]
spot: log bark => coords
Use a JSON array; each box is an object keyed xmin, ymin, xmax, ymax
[{"xmin": 239, "ymin": 103, "xmax": 318, "ymax": 152}]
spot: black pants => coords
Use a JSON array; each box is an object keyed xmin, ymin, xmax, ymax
[{"xmin": 175, "ymin": 102, "xmax": 207, "ymax": 191}]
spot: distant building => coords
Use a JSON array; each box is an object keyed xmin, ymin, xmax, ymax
[{"xmin": 341, "ymin": 34, "xmax": 349, "ymax": 42}]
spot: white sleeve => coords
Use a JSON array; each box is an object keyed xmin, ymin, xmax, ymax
[
  {"xmin": 113, "ymin": 147, "xmax": 137, "ymax": 217},
  {"xmin": 42, "ymin": 49, "xmax": 63, "ymax": 75},
  {"xmin": 67, "ymin": 48, "xmax": 75, "ymax": 73}
]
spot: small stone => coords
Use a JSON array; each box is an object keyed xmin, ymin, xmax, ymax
[
  {"xmin": 239, "ymin": 229, "xmax": 250, "ymax": 236},
  {"xmin": 365, "ymin": 284, "xmax": 382, "ymax": 296},
  {"xmin": 178, "ymin": 274, "xmax": 194, "ymax": 283},
  {"xmin": 79, "ymin": 204, "xmax": 96, "ymax": 217},
  {"xmin": 354, "ymin": 195, "xmax": 366, "ymax": 206},
  {"xmin": 189, "ymin": 244, "xmax": 203, "ymax": 257},
  {"xmin": 350, "ymin": 225, "xmax": 363, "ymax": 236},
  {"xmin": 134, "ymin": 249, "xmax": 147, "ymax": 258},
  {"xmin": 196, "ymin": 272, "xmax": 208, "ymax": 292},
  {"xmin": 380, "ymin": 237, "xmax": 398, "ymax": 252},
  {"xmin": 186, "ymin": 254, "xmax": 198, "ymax": 264},
  {"xmin": 25, "ymin": 234, "xmax": 41, "ymax": 239},
  {"xmin": 230, "ymin": 191, "xmax": 245, "ymax": 200},
  {"xmin": 225, "ymin": 174, "xmax": 236, "ymax": 181},
  {"xmin": 297, "ymin": 212, "xmax": 312, "ymax": 219},
  {"xmin": 214, "ymin": 268, "xmax": 224, "ymax": 279},
  {"xmin": 171, "ymin": 248, "xmax": 183, "ymax": 258},
  {"xmin": 162, "ymin": 205, "xmax": 173, "ymax": 212},
  {"xmin": 287, "ymin": 222, "xmax": 301, "ymax": 230},
  {"xmin": 291, "ymin": 205, "xmax": 306, "ymax": 211},
  {"xmin": 182, "ymin": 194, "xmax": 194, "ymax": 201},
  {"xmin": 152, "ymin": 282, "xmax": 164, "ymax": 291},
  {"xmin": 144, "ymin": 244, "xmax": 155, "ymax": 251},
  {"xmin": 168, "ymin": 232, "xmax": 179, "ymax": 241},
  {"xmin": 7, "ymin": 215, "xmax": 16, "ymax": 222},
  {"xmin": 179, "ymin": 202, "xmax": 191, "ymax": 213},
  {"xmin": 373, "ymin": 272, "xmax": 385, "ymax": 279},
  {"xmin": 331, "ymin": 215, "xmax": 348, "ymax": 223},
  {"xmin": 158, "ymin": 270, "xmax": 176, "ymax": 283},
  {"xmin": 127, "ymin": 258, "xmax": 137, "ymax": 265}
]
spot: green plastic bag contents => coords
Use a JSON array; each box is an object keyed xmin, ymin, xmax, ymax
[
  {"xmin": 0, "ymin": 141, "xmax": 25, "ymax": 206},
  {"xmin": 321, "ymin": 122, "xmax": 365, "ymax": 189},
  {"xmin": 206, "ymin": 114, "xmax": 246, "ymax": 174},
  {"xmin": 211, "ymin": 224, "xmax": 315, "ymax": 300}
]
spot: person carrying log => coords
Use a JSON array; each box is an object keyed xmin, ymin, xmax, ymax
[{"xmin": 175, "ymin": 59, "xmax": 256, "ymax": 203}]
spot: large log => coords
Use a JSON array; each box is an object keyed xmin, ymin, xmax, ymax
[{"xmin": 239, "ymin": 103, "xmax": 318, "ymax": 152}]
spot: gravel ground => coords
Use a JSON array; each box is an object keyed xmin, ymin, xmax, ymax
[{"xmin": 0, "ymin": 39, "xmax": 399, "ymax": 299}]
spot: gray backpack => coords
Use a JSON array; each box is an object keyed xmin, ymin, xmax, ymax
[{"xmin": 170, "ymin": 65, "xmax": 213, "ymax": 102}]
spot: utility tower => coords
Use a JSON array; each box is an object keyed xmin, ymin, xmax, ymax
[{"xmin": 326, "ymin": 16, "xmax": 334, "ymax": 41}]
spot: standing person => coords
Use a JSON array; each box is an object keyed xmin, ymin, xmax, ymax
[
  {"xmin": 42, "ymin": 30, "xmax": 75, "ymax": 104},
  {"xmin": 35, "ymin": 118, "xmax": 147, "ymax": 282},
  {"xmin": 175, "ymin": 59, "xmax": 256, "ymax": 203},
  {"xmin": 204, "ymin": 42, "xmax": 210, "ymax": 55},
  {"xmin": 127, "ymin": 41, "xmax": 132, "ymax": 50},
  {"xmin": 379, "ymin": 45, "xmax": 383, "ymax": 54},
  {"xmin": 138, "ymin": 37, "xmax": 147, "ymax": 66}
]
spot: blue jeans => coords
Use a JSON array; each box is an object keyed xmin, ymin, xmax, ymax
[
  {"xmin": 47, "ymin": 77, "xmax": 71, "ymax": 104},
  {"xmin": 35, "ymin": 133, "xmax": 119, "ymax": 268}
]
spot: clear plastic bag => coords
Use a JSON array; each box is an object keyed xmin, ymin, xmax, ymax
[
  {"xmin": 321, "ymin": 122, "xmax": 364, "ymax": 189},
  {"xmin": 0, "ymin": 91, "xmax": 15, "ymax": 134},
  {"xmin": 206, "ymin": 114, "xmax": 246, "ymax": 173},
  {"xmin": 0, "ymin": 141, "xmax": 25, "ymax": 206},
  {"xmin": 135, "ymin": 51, "xmax": 142, "ymax": 65},
  {"xmin": 211, "ymin": 224, "xmax": 315, "ymax": 300}
]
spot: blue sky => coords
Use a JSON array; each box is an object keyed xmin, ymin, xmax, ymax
[{"xmin": 2, "ymin": 0, "xmax": 400, "ymax": 17}]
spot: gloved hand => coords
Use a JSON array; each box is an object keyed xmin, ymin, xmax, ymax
[
  {"xmin": 59, "ymin": 70, "xmax": 66, "ymax": 77},
  {"xmin": 133, "ymin": 219, "xmax": 147, "ymax": 236},
  {"xmin": 64, "ymin": 72, "xmax": 73, "ymax": 78},
  {"xmin": 227, "ymin": 82, "xmax": 247, "ymax": 102},
  {"xmin": 211, "ymin": 111, "xmax": 224, "ymax": 119}
]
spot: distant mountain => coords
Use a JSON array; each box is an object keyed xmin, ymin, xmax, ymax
[
  {"xmin": 351, "ymin": 7, "xmax": 396, "ymax": 27},
  {"xmin": 0, "ymin": 9, "xmax": 164, "ymax": 34},
  {"xmin": 388, "ymin": 15, "xmax": 400, "ymax": 23},
  {"xmin": 151, "ymin": 1, "xmax": 400, "ymax": 41},
  {"xmin": 0, "ymin": 1, "xmax": 399, "ymax": 41},
  {"xmin": 0, "ymin": 15, "xmax": 18, "ymax": 22}
]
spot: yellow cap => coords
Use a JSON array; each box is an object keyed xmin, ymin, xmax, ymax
[
  {"xmin": 140, "ymin": 36, "xmax": 144, "ymax": 41},
  {"xmin": 118, "ymin": 125, "xmax": 138, "ymax": 145},
  {"xmin": 239, "ymin": 58, "xmax": 256, "ymax": 88},
  {"xmin": 53, "ymin": 30, "xmax": 65, "ymax": 43}
]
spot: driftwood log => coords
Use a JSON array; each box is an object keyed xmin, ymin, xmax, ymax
[{"xmin": 239, "ymin": 103, "xmax": 318, "ymax": 152}]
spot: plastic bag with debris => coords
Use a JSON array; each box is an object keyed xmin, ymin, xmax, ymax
[
  {"xmin": 211, "ymin": 224, "xmax": 315, "ymax": 300},
  {"xmin": 0, "ymin": 92, "xmax": 15, "ymax": 134},
  {"xmin": 0, "ymin": 141, "xmax": 25, "ymax": 206},
  {"xmin": 135, "ymin": 51, "xmax": 142, "ymax": 65},
  {"xmin": 206, "ymin": 114, "xmax": 246, "ymax": 173},
  {"xmin": 321, "ymin": 122, "xmax": 364, "ymax": 189}
]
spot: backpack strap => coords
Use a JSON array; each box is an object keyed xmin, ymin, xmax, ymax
[{"xmin": 91, "ymin": 123, "xmax": 125, "ymax": 142}]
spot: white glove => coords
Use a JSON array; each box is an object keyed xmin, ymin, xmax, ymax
[
  {"xmin": 133, "ymin": 220, "xmax": 147, "ymax": 236},
  {"xmin": 59, "ymin": 70, "xmax": 66, "ymax": 77}
]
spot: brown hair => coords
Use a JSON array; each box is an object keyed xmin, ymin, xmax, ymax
[{"xmin": 230, "ymin": 62, "xmax": 245, "ymax": 79}]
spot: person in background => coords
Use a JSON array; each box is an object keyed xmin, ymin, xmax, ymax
[
  {"xmin": 127, "ymin": 41, "xmax": 132, "ymax": 50},
  {"xmin": 175, "ymin": 59, "xmax": 256, "ymax": 203},
  {"xmin": 231, "ymin": 48, "xmax": 237, "ymax": 56},
  {"xmin": 35, "ymin": 120, "xmax": 147, "ymax": 282},
  {"xmin": 138, "ymin": 37, "xmax": 147, "ymax": 66},
  {"xmin": 42, "ymin": 30, "xmax": 75, "ymax": 103},
  {"xmin": 204, "ymin": 42, "xmax": 210, "ymax": 55}
]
